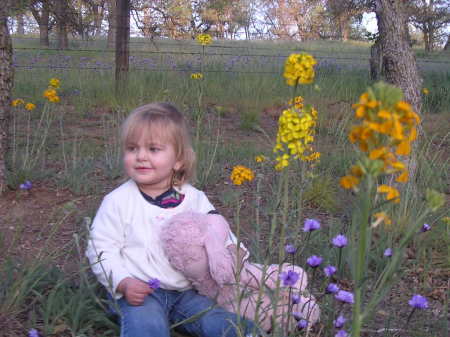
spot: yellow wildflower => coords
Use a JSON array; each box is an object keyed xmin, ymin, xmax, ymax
[
  {"xmin": 49, "ymin": 78, "xmax": 60, "ymax": 89},
  {"xmin": 196, "ymin": 33, "xmax": 212, "ymax": 46},
  {"xmin": 275, "ymin": 154, "xmax": 289, "ymax": 171},
  {"xmin": 25, "ymin": 103, "xmax": 36, "ymax": 111},
  {"xmin": 340, "ymin": 175, "xmax": 360, "ymax": 189},
  {"xmin": 191, "ymin": 73, "xmax": 203, "ymax": 80},
  {"xmin": 230, "ymin": 165, "xmax": 255, "ymax": 185},
  {"xmin": 43, "ymin": 88, "xmax": 57, "ymax": 99},
  {"xmin": 372, "ymin": 212, "xmax": 392, "ymax": 228},
  {"xmin": 377, "ymin": 184, "xmax": 400, "ymax": 203},
  {"xmin": 422, "ymin": 88, "xmax": 429, "ymax": 95},
  {"xmin": 12, "ymin": 99, "xmax": 25, "ymax": 107},
  {"xmin": 255, "ymin": 155, "xmax": 266, "ymax": 163},
  {"xmin": 283, "ymin": 53, "xmax": 317, "ymax": 86}
]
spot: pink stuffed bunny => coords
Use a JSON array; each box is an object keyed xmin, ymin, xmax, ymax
[{"xmin": 160, "ymin": 211, "xmax": 320, "ymax": 332}]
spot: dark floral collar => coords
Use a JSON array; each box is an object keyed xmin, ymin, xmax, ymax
[{"xmin": 140, "ymin": 187, "xmax": 185, "ymax": 208}]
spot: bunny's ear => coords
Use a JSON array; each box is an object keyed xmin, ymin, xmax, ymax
[{"xmin": 203, "ymin": 215, "xmax": 235, "ymax": 287}]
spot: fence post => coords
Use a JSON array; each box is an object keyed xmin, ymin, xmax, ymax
[{"xmin": 115, "ymin": 0, "xmax": 130, "ymax": 95}]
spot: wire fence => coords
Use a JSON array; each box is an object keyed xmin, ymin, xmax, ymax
[{"xmin": 11, "ymin": 37, "xmax": 450, "ymax": 75}]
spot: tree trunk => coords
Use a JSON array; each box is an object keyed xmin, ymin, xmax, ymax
[
  {"xmin": 0, "ymin": 10, "xmax": 14, "ymax": 193},
  {"xmin": 30, "ymin": 1, "xmax": 50, "ymax": 47},
  {"xmin": 93, "ymin": 4, "xmax": 103, "ymax": 37},
  {"xmin": 16, "ymin": 14, "xmax": 25, "ymax": 35},
  {"xmin": 375, "ymin": 0, "xmax": 422, "ymax": 114},
  {"xmin": 115, "ymin": 0, "xmax": 130, "ymax": 93},
  {"xmin": 375, "ymin": 0, "xmax": 423, "ymax": 182},
  {"xmin": 55, "ymin": 0, "xmax": 69, "ymax": 49},
  {"xmin": 107, "ymin": 0, "xmax": 116, "ymax": 48},
  {"xmin": 369, "ymin": 38, "xmax": 383, "ymax": 81}
]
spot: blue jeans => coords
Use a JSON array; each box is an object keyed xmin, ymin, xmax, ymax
[{"xmin": 116, "ymin": 288, "xmax": 257, "ymax": 337}]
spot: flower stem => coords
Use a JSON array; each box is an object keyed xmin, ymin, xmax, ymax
[{"xmin": 351, "ymin": 176, "xmax": 374, "ymax": 337}]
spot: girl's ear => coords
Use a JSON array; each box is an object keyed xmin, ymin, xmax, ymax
[{"xmin": 174, "ymin": 160, "xmax": 183, "ymax": 172}]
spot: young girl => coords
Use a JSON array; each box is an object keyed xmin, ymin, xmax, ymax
[{"xmin": 86, "ymin": 102, "xmax": 256, "ymax": 337}]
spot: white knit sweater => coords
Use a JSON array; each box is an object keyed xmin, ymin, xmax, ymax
[{"xmin": 86, "ymin": 179, "xmax": 236, "ymax": 298}]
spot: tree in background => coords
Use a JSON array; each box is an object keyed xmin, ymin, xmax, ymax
[
  {"xmin": 30, "ymin": 0, "xmax": 51, "ymax": 46},
  {"xmin": 325, "ymin": 0, "xmax": 368, "ymax": 40},
  {"xmin": 408, "ymin": 0, "xmax": 450, "ymax": 52},
  {"xmin": 0, "ymin": 1, "xmax": 19, "ymax": 193}
]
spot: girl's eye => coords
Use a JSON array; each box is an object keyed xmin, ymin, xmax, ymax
[
  {"xmin": 149, "ymin": 147, "xmax": 160, "ymax": 152},
  {"xmin": 126, "ymin": 146, "xmax": 136, "ymax": 152}
]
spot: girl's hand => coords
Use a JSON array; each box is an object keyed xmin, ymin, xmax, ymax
[{"xmin": 117, "ymin": 277, "xmax": 153, "ymax": 306}]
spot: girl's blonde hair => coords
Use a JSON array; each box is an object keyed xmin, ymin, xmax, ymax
[{"xmin": 121, "ymin": 102, "xmax": 195, "ymax": 186}]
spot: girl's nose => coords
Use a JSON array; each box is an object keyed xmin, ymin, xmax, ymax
[{"xmin": 136, "ymin": 148, "xmax": 148, "ymax": 161}]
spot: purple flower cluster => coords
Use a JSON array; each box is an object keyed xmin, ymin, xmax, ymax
[
  {"xmin": 285, "ymin": 244, "xmax": 296, "ymax": 254},
  {"xmin": 307, "ymin": 255, "xmax": 323, "ymax": 268},
  {"xmin": 324, "ymin": 265, "xmax": 337, "ymax": 277},
  {"xmin": 421, "ymin": 223, "xmax": 431, "ymax": 232},
  {"xmin": 297, "ymin": 319, "xmax": 308, "ymax": 330},
  {"xmin": 331, "ymin": 234, "xmax": 348, "ymax": 248},
  {"xmin": 408, "ymin": 294, "xmax": 428, "ymax": 309},
  {"xmin": 334, "ymin": 314, "xmax": 346, "ymax": 328},
  {"xmin": 335, "ymin": 290, "xmax": 354, "ymax": 304},
  {"xmin": 303, "ymin": 218, "xmax": 320, "ymax": 232},
  {"xmin": 280, "ymin": 270, "xmax": 299, "ymax": 287},
  {"xmin": 20, "ymin": 180, "xmax": 33, "ymax": 190},
  {"xmin": 326, "ymin": 283, "xmax": 340, "ymax": 294},
  {"xmin": 28, "ymin": 329, "xmax": 40, "ymax": 337},
  {"xmin": 335, "ymin": 330, "xmax": 349, "ymax": 337},
  {"xmin": 383, "ymin": 248, "xmax": 392, "ymax": 257},
  {"xmin": 148, "ymin": 278, "xmax": 161, "ymax": 290}
]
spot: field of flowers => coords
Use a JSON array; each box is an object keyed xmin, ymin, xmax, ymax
[{"xmin": 1, "ymin": 36, "xmax": 449, "ymax": 337}]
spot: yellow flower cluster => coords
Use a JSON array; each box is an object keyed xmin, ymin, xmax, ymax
[
  {"xmin": 25, "ymin": 103, "xmax": 36, "ymax": 110},
  {"xmin": 191, "ymin": 73, "xmax": 203, "ymax": 80},
  {"xmin": 273, "ymin": 100, "xmax": 320, "ymax": 170},
  {"xmin": 196, "ymin": 33, "xmax": 212, "ymax": 46},
  {"xmin": 340, "ymin": 83, "xmax": 421, "ymax": 203},
  {"xmin": 11, "ymin": 99, "xmax": 25, "ymax": 107},
  {"xmin": 43, "ymin": 78, "xmax": 61, "ymax": 103},
  {"xmin": 230, "ymin": 165, "xmax": 255, "ymax": 185},
  {"xmin": 422, "ymin": 88, "xmax": 429, "ymax": 95},
  {"xmin": 288, "ymin": 96, "xmax": 304, "ymax": 110},
  {"xmin": 11, "ymin": 99, "xmax": 36, "ymax": 110},
  {"xmin": 283, "ymin": 53, "xmax": 317, "ymax": 86},
  {"xmin": 49, "ymin": 78, "xmax": 60, "ymax": 89},
  {"xmin": 255, "ymin": 155, "xmax": 266, "ymax": 163}
]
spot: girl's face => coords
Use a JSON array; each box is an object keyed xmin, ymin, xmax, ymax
[{"xmin": 123, "ymin": 130, "xmax": 182, "ymax": 198}]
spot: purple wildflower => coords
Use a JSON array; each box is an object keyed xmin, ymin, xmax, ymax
[
  {"xmin": 291, "ymin": 294, "xmax": 300, "ymax": 304},
  {"xmin": 408, "ymin": 294, "xmax": 428, "ymax": 309},
  {"xmin": 334, "ymin": 314, "xmax": 346, "ymax": 328},
  {"xmin": 303, "ymin": 218, "xmax": 320, "ymax": 232},
  {"xmin": 335, "ymin": 330, "xmax": 349, "ymax": 337},
  {"xmin": 335, "ymin": 290, "xmax": 354, "ymax": 304},
  {"xmin": 297, "ymin": 319, "xmax": 308, "ymax": 330},
  {"xmin": 421, "ymin": 223, "xmax": 431, "ymax": 232},
  {"xmin": 280, "ymin": 270, "xmax": 300, "ymax": 287},
  {"xmin": 307, "ymin": 255, "xmax": 323, "ymax": 268},
  {"xmin": 384, "ymin": 248, "xmax": 392, "ymax": 257},
  {"xmin": 285, "ymin": 244, "xmax": 297, "ymax": 254},
  {"xmin": 20, "ymin": 180, "xmax": 33, "ymax": 190},
  {"xmin": 148, "ymin": 278, "xmax": 161, "ymax": 290},
  {"xmin": 292, "ymin": 311, "xmax": 302, "ymax": 321},
  {"xmin": 324, "ymin": 265, "xmax": 337, "ymax": 277},
  {"xmin": 326, "ymin": 283, "xmax": 340, "ymax": 294},
  {"xmin": 331, "ymin": 234, "xmax": 348, "ymax": 248},
  {"xmin": 28, "ymin": 329, "xmax": 40, "ymax": 337}
]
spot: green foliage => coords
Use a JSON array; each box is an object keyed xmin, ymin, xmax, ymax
[{"xmin": 303, "ymin": 174, "xmax": 340, "ymax": 214}]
